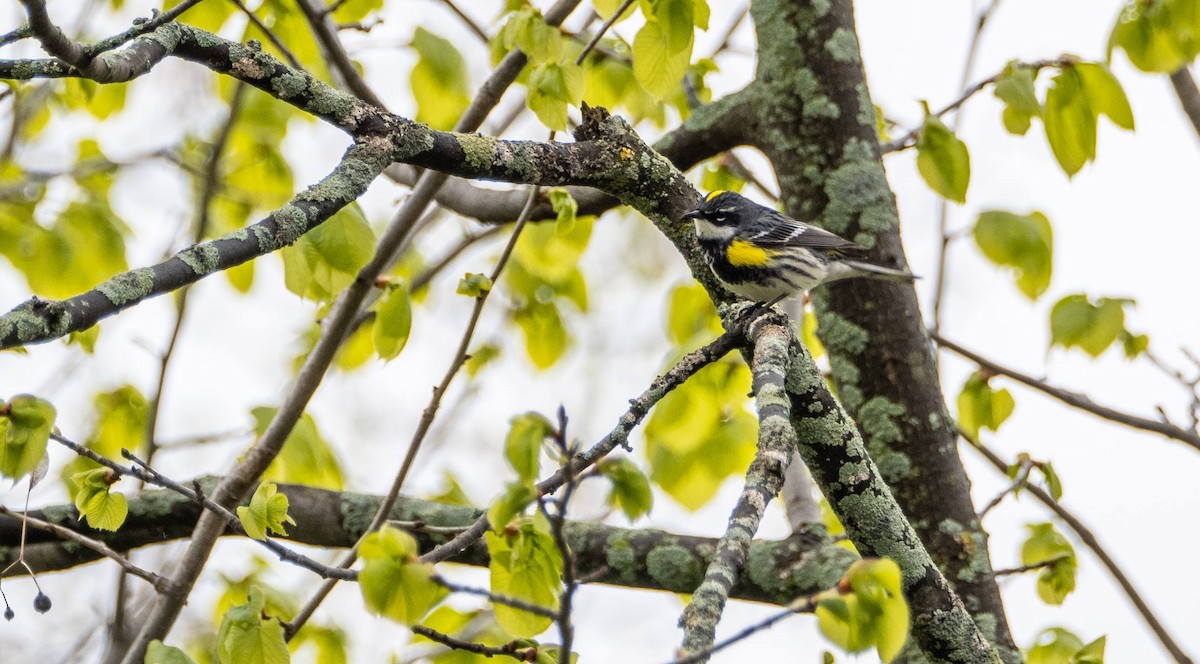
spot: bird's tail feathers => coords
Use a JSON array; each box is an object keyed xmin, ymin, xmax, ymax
[{"xmin": 831, "ymin": 260, "xmax": 918, "ymax": 283}]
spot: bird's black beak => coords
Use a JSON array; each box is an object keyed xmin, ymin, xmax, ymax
[{"xmin": 681, "ymin": 210, "xmax": 702, "ymax": 222}]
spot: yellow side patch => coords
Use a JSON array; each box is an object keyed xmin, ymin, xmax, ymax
[
  {"xmin": 705, "ymin": 190, "xmax": 727, "ymax": 202},
  {"xmin": 726, "ymin": 239, "xmax": 775, "ymax": 267}
]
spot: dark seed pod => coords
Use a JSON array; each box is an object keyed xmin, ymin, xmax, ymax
[
  {"xmin": 33, "ymin": 593, "xmax": 51, "ymax": 614},
  {"xmin": 4, "ymin": 606, "xmax": 14, "ymax": 621}
]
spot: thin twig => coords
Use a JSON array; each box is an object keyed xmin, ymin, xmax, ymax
[
  {"xmin": 545, "ymin": 406, "xmax": 580, "ymax": 657},
  {"xmin": 229, "ymin": 0, "xmax": 302, "ymax": 70},
  {"xmin": 431, "ymin": 575, "xmax": 558, "ymax": 619},
  {"xmin": 672, "ymin": 595, "xmax": 817, "ymax": 664},
  {"xmin": 977, "ymin": 457, "xmax": 1031, "ymax": 521},
  {"xmin": 18, "ymin": 0, "xmax": 88, "ymax": 65},
  {"xmin": 85, "ymin": 0, "xmax": 206, "ymax": 57},
  {"xmin": 930, "ymin": 0, "xmax": 1002, "ymax": 332},
  {"xmin": 0, "ymin": 506, "xmax": 169, "ymax": 591},
  {"xmin": 967, "ymin": 436, "xmax": 1194, "ymax": 664},
  {"xmin": 992, "ymin": 559, "xmax": 1062, "ymax": 577},
  {"xmin": 48, "ymin": 434, "xmax": 356, "ymax": 582},
  {"xmin": 278, "ymin": 1, "xmax": 587, "ymax": 640},
  {"xmin": 410, "ymin": 625, "xmax": 527, "ymax": 661},
  {"xmin": 575, "ymin": 0, "xmax": 634, "ymax": 65},
  {"xmin": 287, "ymin": 186, "xmax": 541, "ymax": 637},
  {"xmin": 882, "ymin": 58, "xmax": 1061, "ymax": 154},
  {"xmin": 935, "ymin": 333, "xmax": 1200, "ymax": 451},
  {"xmin": 296, "ymin": 0, "xmax": 387, "ymax": 108},
  {"xmin": 438, "ymin": 0, "xmax": 489, "ymax": 44},
  {"xmin": 420, "ymin": 329, "xmax": 740, "ymax": 566}
]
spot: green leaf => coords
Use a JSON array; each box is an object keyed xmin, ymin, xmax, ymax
[
  {"xmin": 1043, "ymin": 67, "xmax": 1096, "ymax": 176},
  {"xmin": 633, "ymin": 19, "xmax": 693, "ymax": 99},
  {"xmin": 145, "ymin": 640, "xmax": 199, "ymax": 664},
  {"xmin": 72, "ymin": 467, "xmax": 128, "ymax": 531},
  {"xmin": 1021, "ymin": 523, "xmax": 1078, "ymax": 605},
  {"xmin": 699, "ymin": 162, "xmax": 745, "ymax": 195},
  {"xmin": 329, "ymin": 0, "xmax": 382, "ymax": 22},
  {"xmin": 915, "ymin": 110, "xmax": 971, "ymax": 203},
  {"xmin": 993, "ymin": 62, "xmax": 1041, "ymax": 135},
  {"xmin": 487, "ymin": 481, "xmax": 538, "ymax": 531},
  {"xmin": 1109, "ymin": 0, "xmax": 1200, "ymax": 73},
  {"xmin": 644, "ymin": 360, "xmax": 756, "ymax": 510},
  {"xmin": 466, "ymin": 343, "xmax": 502, "ymax": 376},
  {"xmin": 956, "ymin": 372, "xmax": 1015, "ymax": 439},
  {"xmin": 973, "ymin": 210, "xmax": 1053, "ymax": 299},
  {"xmin": 513, "ymin": 301, "xmax": 569, "ymax": 370},
  {"xmin": 598, "ymin": 457, "xmax": 653, "ymax": 520},
  {"xmin": 216, "ymin": 587, "xmax": 291, "ymax": 664},
  {"xmin": 593, "ymin": 0, "xmax": 636, "ymax": 19},
  {"xmin": 815, "ymin": 559, "xmax": 909, "ymax": 663},
  {"xmin": 1043, "ymin": 63, "xmax": 1133, "ymax": 176},
  {"xmin": 372, "ymin": 282, "xmax": 413, "ymax": 361},
  {"xmin": 1075, "ymin": 63, "xmax": 1134, "ymax": 130},
  {"xmin": 651, "ymin": 0, "xmax": 696, "ymax": 52},
  {"xmin": 527, "ymin": 62, "xmax": 585, "ymax": 131},
  {"xmin": 410, "ymin": 27, "xmax": 471, "ymax": 131},
  {"xmin": 486, "ymin": 516, "xmax": 563, "ymax": 637},
  {"xmin": 67, "ymin": 325, "xmax": 100, "ymax": 354},
  {"xmin": 1049, "ymin": 294, "xmax": 1131, "ymax": 357},
  {"xmin": 457, "ymin": 272, "xmax": 494, "ymax": 297},
  {"xmin": 0, "ymin": 394, "xmax": 56, "ymax": 481},
  {"xmin": 358, "ymin": 526, "xmax": 447, "ymax": 625},
  {"xmin": 1039, "ymin": 462, "xmax": 1064, "ymax": 502},
  {"xmin": 666, "ymin": 281, "xmax": 721, "ymax": 346},
  {"xmin": 512, "ymin": 212, "xmax": 593, "ymax": 285},
  {"xmin": 252, "ymin": 407, "xmax": 344, "ymax": 490},
  {"xmin": 1027, "ymin": 628, "xmax": 1105, "ymax": 664},
  {"xmin": 548, "ymin": 188, "xmax": 578, "ymax": 235},
  {"xmin": 1120, "ymin": 331, "xmax": 1149, "ymax": 359},
  {"xmin": 281, "ymin": 203, "xmax": 375, "ymax": 303},
  {"xmin": 801, "ymin": 307, "xmax": 826, "ymax": 360},
  {"xmin": 505, "ymin": 413, "xmax": 552, "ymax": 482},
  {"xmin": 1074, "ymin": 636, "xmax": 1107, "ymax": 664},
  {"xmin": 236, "ymin": 482, "xmax": 296, "ymax": 541}
]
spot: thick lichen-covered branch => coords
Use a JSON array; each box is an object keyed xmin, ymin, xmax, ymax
[
  {"xmin": 746, "ymin": 2, "xmax": 1017, "ymax": 660},
  {"xmin": 0, "ymin": 139, "xmax": 393, "ymax": 349},
  {"xmin": 0, "ymin": 479, "xmax": 855, "ymax": 604},
  {"xmin": 678, "ymin": 311, "xmax": 799, "ymax": 661},
  {"xmin": 782, "ymin": 332, "xmax": 995, "ymax": 663}
]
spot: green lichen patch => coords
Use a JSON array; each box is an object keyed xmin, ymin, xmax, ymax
[
  {"xmin": 96, "ymin": 268, "xmax": 155, "ymax": 306},
  {"xmin": 646, "ymin": 544, "xmax": 703, "ymax": 592},
  {"xmin": 178, "ymin": 242, "xmax": 221, "ymax": 276},
  {"xmin": 824, "ymin": 28, "xmax": 861, "ymax": 64},
  {"xmin": 456, "ymin": 133, "xmax": 498, "ymax": 173},
  {"xmin": 821, "ymin": 159, "xmax": 896, "ymax": 235}
]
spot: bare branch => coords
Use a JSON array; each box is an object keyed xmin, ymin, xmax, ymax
[
  {"xmin": 935, "ymin": 333, "xmax": 1200, "ymax": 451},
  {"xmin": 968, "ymin": 439, "xmax": 1195, "ymax": 664},
  {"xmin": 1169, "ymin": 66, "xmax": 1200, "ymax": 141},
  {"xmin": 0, "ymin": 506, "xmax": 168, "ymax": 592},
  {"xmin": 410, "ymin": 625, "xmax": 527, "ymax": 661}
]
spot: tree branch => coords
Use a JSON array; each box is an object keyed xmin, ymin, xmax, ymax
[
  {"xmin": 678, "ymin": 311, "xmax": 798, "ymax": 660},
  {"xmin": 1169, "ymin": 66, "xmax": 1200, "ymax": 141},
  {"xmin": 968, "ymin": 439, "xmax": 1195, "ymax": 664},
  {"xmin": 934, "ymin": 333, "xmax": 1200, "ymax": 452},
  {"xmin": 0, "ymin": 139, "xmax": 392, "ymax": 349},
  {"xmin": 0, "ymin": 480, "xmax": 854, "ymax": 606}
]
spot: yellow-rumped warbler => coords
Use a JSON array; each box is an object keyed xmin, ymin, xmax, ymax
[{"xmin": 683, "ymin": 190, "xmax": 915, "ymax": 304}]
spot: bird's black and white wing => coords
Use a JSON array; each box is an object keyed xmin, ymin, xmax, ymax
[{"xmin": 746, "ymin": 209, "xmax": 863, "ymax": 253}]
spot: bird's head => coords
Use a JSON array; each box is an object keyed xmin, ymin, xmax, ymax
[{"xmin": 681, "ymin": 190, "xmax": 749, "ymax": 227}]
